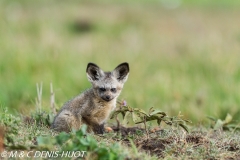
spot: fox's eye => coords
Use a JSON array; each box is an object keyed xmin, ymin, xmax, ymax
[
  {"xmin": 99, "ymin": 88, "xmax": 106, "ymax": 92},
  {"xmin": 111, "ymin": 88, "xmax": 117, "ymax": 93}
]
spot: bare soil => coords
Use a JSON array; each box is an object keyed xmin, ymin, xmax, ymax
[{"xmin": 110, "ymin": 125, "xmax": 240, "ymax": 158}]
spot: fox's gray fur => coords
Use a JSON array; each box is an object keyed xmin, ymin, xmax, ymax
[{"xmin": 51, "ymin": 62, "xmax": 129, "ymax": 134}]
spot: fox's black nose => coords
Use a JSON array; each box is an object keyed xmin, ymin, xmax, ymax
[
  {"xmin": 103, "ymin": 95, "xmax": 112, "ymax": 101},
  {"xmin": 106, "ymin": 95, "xmax": 110, "ymax": 100}
]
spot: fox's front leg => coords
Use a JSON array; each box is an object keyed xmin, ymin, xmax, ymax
[
  {"xmin": 82, "ymin": 115, "xmax": 105, "ymax": 134},
  {"xmin": 92, "ymin": 123, "xmax": 105, "ymax": 134}
]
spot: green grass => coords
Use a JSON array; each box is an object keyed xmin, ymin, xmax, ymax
[
  {"xmin": 0, "ymin": 0, "xmax": 240, "ymax": 124},
  {"xmin": 0, "ymin": 0, "xmax": 240, "ymax": 159},
  {"xmin": 1, "ymin": 1, "xmax": 240, "ymax": 158}
]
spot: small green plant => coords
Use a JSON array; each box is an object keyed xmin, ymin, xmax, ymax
[
  {"xmin": 207, "ymin": 113, "xmax": 240, "ymax": 131},
  {"xmin": 0, "ymin": 105, "xmax": 20, "ymax": 145},
  {"xmin": 30, "ymin": 111, "xmax": 55, "ymax": 127},
  {"xmin": 111, "ymin": 100, "xmax": 191, "ymax": 137},
  {"xmin": 30, "ymin": 82, "xmax": 56, "ymax": 127},
  {"xmin": 37, "ymin": 125, "xmax": 126, "ymax": 160}
]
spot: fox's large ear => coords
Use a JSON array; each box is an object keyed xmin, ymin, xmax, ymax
[
  {"xmin": 113, "ymin": 62, "xmax": 129, "ymax": 83},
  {"xmin": 86, "ymin": 63, "xmax": 104, "ymax": 82}
]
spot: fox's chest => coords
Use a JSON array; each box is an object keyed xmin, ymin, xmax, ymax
[
  {"xmin": 93, "ymin": 104, "xmax": 113, "ymax": 117},
  {"xmin": 91, "ymin": 102, "xmax": 115, "ymax": 121}
]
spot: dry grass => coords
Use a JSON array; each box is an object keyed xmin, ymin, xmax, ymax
[
  {"xmin": 1, "ymin": 104, "xmax": 240, "ymax": 159},
  {"xmin": 108, "ymin": 126, "xmax": 240, "ymax": 159}
]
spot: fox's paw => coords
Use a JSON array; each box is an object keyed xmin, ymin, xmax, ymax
[
  {"xmin": 104, "ymin": 126, "xmax": 113, "ymax": 133},
  {"xmin": 93, "ymin": 123, "xmax": 105, "ymax": 134}
]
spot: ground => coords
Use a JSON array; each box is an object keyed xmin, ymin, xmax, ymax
[{"xmin": 1, "ymin": 107, "xmax": 240, "ymax": 159}]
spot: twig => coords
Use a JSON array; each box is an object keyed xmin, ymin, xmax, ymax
[
  {"xmin": 50, "ymin": 82, "xmax": 56, "ymax": 114},
  {"xmin": 144, "ymin": 116, "xmax": 149, "ymax": 139},
  {"xmin": 36, "ymin": 82, "xmax": 43, "ymax": 112}
]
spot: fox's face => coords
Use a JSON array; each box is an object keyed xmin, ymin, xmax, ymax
[{"xmin": 86, "ymin": 62, "xmax": 129, "ymax": 102}]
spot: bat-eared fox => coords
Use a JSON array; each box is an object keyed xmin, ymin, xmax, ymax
[{"xmin": 51, "ymin": 62, "xmax": 129, "ymax": 134}]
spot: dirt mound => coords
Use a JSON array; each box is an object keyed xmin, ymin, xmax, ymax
[
  {"xmin": 136, "ymin": 138, "xmax": 170, "ymax": 157},
  {"xmin": 110, "ymin": 126, "xmax": 235, "ymax": 158}
]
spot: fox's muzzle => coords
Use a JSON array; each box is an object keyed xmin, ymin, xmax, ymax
[{"xmin": 102, "ymin": 95, "xmax": 113, "ymax": 102}]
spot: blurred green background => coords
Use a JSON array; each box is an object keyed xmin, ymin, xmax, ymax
[{"xmin": 1, "ymin": 0, "xmax": 240, "ymax": 123}]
